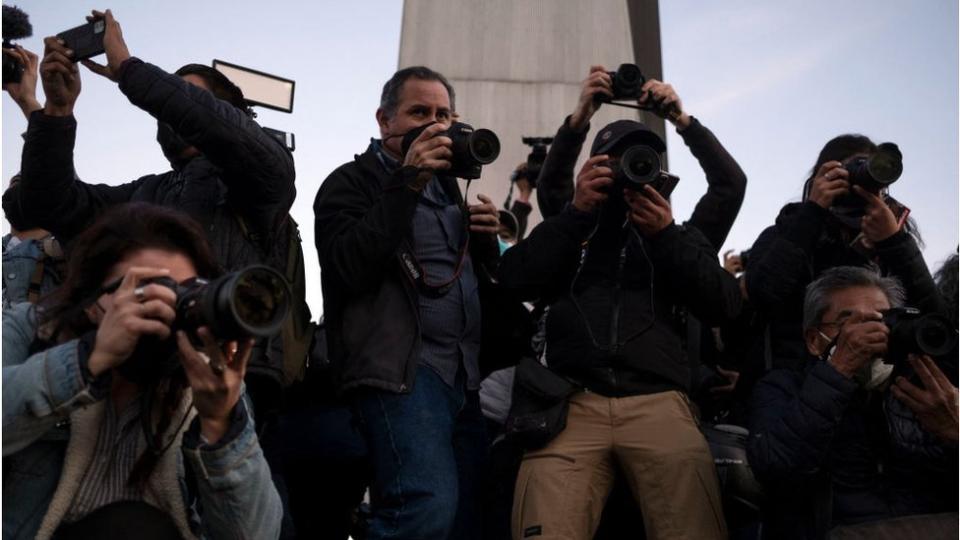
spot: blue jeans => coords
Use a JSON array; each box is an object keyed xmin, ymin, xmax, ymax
[{"xmin": 354, "ymin": 365, "xmax": 487, "ymax": 540}]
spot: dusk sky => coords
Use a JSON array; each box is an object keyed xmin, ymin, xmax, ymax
[{"xmin": 3, "ymin": 1, "xmax": 956, "ymax": 317}]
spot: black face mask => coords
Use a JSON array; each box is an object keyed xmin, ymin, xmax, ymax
[{"xmin": 156, "ymin": 122, "xmax": 194, "ymax": 167}]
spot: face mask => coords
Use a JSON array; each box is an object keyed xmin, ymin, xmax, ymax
[
  {"xmin": 498, "ymin": 237, "xmax": 514, "ymax": 254},
  {"xmin": 156, "ymin": 122, "xmax": 194, "ymax": 166}
]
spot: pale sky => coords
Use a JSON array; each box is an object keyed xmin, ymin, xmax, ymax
[{"xmin": 3, "ymin": 1, "xmax": 957, "ymax": 318}]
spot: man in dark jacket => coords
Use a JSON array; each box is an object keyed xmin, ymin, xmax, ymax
[
  {"xmin": 747, "ymin": 266, "xmax": 958, "ymax": 540},
  {"xmin": 313, "ymin": 66, "xmax": 501, "ymax": 540},
  {"xmin": 10, "ymin": 11, "xmax": 296, "ymax": 401},
  {"xmin": 500, "ymin": 113, "xmax": 741, "ymax": 538}
]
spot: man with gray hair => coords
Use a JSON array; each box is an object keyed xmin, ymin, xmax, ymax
[
  {"xmin": 747, "ymin": 266, "xmax": 958, "ymax": 540},
  {"xmin": 314, "ymin": 66, "xmax": 501, "ymax": 539}
]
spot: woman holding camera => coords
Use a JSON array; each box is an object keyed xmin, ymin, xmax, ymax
[
  {"xmin": 744, "ymin": 133, "xmax": 944, "ymax": 372},
  {"xmin": 2, "ymin": 203, "xmax": 281, "ymax": 540}
]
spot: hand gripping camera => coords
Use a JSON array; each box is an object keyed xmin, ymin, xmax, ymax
[
  {"xmin": 401, "ymin": 121, "xmax": 501, "ymax": 180},
  {"xmin": 120, "ymin": 265, "xmax": 291, "ymax": 383}
]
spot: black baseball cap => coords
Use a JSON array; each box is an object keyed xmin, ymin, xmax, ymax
[{"xmin": 590, "ymin": 120, "xmax": 666, "ymax": 157}]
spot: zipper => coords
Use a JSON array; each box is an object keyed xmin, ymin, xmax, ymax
[{"xmin": 607, "ymin": 238, "xmax": 629, "ymax": 388}]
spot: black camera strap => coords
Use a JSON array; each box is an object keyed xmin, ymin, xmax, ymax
[
  {"xmin": 604, "ymin": 99, "xmax": 682, "ymax": 122},
  {"xmin": 396, "ymin": 180, "xmax": 473, "ymax": 299}
]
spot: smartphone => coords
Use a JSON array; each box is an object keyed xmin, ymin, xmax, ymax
[
  {"xmin": 657, "ymin": 172, "xmax": 680, "ymax": 198},
  {"xmin": 56, "ymin": 19, "xmax": 106, "ymax": 62}
]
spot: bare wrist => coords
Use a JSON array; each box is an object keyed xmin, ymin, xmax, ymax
[
  {"xmin": 87, "ymin": 349, "xmax": 113, "ymax": 377},
  {"xmin": 671, "ymin": 112, "xmax": 692, "ymax": 131},
  {"xmin": 569, "ymin": 111, "xmax": 589, "ymax": 132},
  {"xmin": 199, "ymin": 416, "xmax": 229, "ymax": 445}
]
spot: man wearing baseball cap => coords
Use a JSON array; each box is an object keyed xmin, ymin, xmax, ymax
[{"xmin": 499, "ymin": 73, "xmax": 743, "ymax": 539}]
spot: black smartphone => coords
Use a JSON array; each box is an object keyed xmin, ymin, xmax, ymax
[
  {"xmin": 657, "ymin": 172, "xmax": 680, "ymax": 198},
  {"xmin": 56, "ymin": 19, "xmax": 106, "ymax": 62}
]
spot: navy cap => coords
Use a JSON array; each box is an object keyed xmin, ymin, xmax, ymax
[{"xmin": 590, "ymin": 120, "xmax": 666, "ymax": 157}]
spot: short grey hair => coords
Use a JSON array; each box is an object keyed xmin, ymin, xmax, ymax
[
  {"xmin": 379, "ymin": 66, "xmax": 455, "ymax": 119},
  {"xmin": 802, "ymin": 266, "xmax": 905, "ymax": 330}
]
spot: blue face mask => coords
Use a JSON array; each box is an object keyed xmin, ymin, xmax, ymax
[{"xmin": 498, "ymin": 237, "xmax": 514, "ymax": 254}]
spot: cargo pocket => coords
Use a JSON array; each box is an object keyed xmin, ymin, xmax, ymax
[{"xmin": 513, "ymin": 452, "xmax": 579, "ymax": 539}]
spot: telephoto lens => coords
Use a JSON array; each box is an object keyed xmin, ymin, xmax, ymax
[
  {"xmin": 177, "ymin": 265, "xmax": 291, "ymax": 340},
  {"xmin": 845, "ymin": 142, "xmax": 903, "ymax": 192}
]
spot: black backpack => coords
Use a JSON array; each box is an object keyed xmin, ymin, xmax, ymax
[{"xmin": 236, "ymin": 213, "xmax": 314, "ymax": 386}]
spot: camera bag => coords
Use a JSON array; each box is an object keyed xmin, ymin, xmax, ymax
[{"xmin": 504, "ymin": 356, "xmax": 579, "ymax": 450}]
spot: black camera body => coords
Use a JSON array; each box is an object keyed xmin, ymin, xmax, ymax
[
  {"xmin": 608, "ymin": 144, "xmax": 679, "ymax": 197},
  {"xmin": 56, "ymin": 19, "xmax": 106, "ymax": 62},
  {"xmin": 882, "ymin": 307, "xmax": 956, "ymax": 365},
  {"xmin": 2, "ymin": 5, "xmax": 32, "ymax": 85},
  {"xmin": 402, "ymin": 121, "xmax": 501, "ymax": 180},
  {"xmin": 120, "ymin": 266, "xmax": 291, "ymax": 384},
  {"xmin": 520, "ymin": 136, "xmax": 553, "ymax": 183},
  {"xmin": 844, "ymin": 142, "xmax": 903, "ymax": 194},
  {"xmin": 598, "ymin": 63, "xmax": 646, "ymax": 102}
]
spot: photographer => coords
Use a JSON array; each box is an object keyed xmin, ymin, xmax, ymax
[
  {"xmin": 505, "ymin": 161, "xmax": 535, "ymax": 240},
  {"xmin": 313, "ymin": 66, "xmax": 501, "ymax": 539},
  {"xmin": 7, "ymin": 9, "xmax": 298, "ymax": 413},
  {"xmin": 499, "ymin": 119, "xmax": 741, "ymax": 539},
  {"xmin": 2, "ymin": 203, "xmax": 281, "ymax": 539},
  {"xmin": 2, "ymin": 176, "xmax": 64, "ymax": 308},
  {"xmin": 745, "ymin": 135, "xmax": 944, "ymax": 374},
  {"xmin": 747, "ymin": 266, "xmax": 958, "ymax": 540},
  {"xmin": 534, "ymin": 65, "xmax": 747, "ymax": 251}
]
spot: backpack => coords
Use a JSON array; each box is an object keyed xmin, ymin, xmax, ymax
[{"xmin": 235, "ymin": 213, "xmax": 314, "ymax": 387}]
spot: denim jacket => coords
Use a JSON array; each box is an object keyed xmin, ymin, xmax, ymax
[
  {"xmin": 2, "ymin": 302, "xmax": 282, "ymax": 539},
  {"xmin": 1, "ymin": 234, "xmax": 62, "ymax": 309}
]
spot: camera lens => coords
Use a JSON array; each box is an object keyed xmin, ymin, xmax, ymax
[
  {"xmin": 468, "ymin": 129, "xmax": 501, "ymax": 164},
  {"xmin": 619, "ymin": 145, "xmax": 661, "ymax": 187},
  {"xmin": 228, "ymin": 266, "xmax": 290, "ymax": 336},
  {"xmin": 866, "ymin": 150, "xmax": 903, "ymax": 186},
  {"xmin": 915, "ymin": 314, "xmax": 955, "ymax": 357},
  {"xmin": 613, "ymin": 64, "xmax": 644, "ymax": 99}
]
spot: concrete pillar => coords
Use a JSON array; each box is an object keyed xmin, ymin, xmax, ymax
[{"xmin": 398, "ymin": 0, "xmax": 664, "ymax": 227}]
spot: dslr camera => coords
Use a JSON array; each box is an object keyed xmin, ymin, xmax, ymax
[
  {"xmin": 2, "ymin": 5, "xmax": 31, "ymax": 85},
  {"xmin": 402, "ymin": 121, "xmax": 501, "ymax": 179},
  {"xmin": 882, "ymin": 307, "xmax": 956, "ymax": 365},
  {"xmin": 520, "ymin": 136, "xmax": 553, "ymax": 184},
  {"xmin": 595, "ymin": 63, "xmax": 646, "ymax": 103},
  {"xmin": 122, "ymin": 265, "xmax": 291, "ymax": 383},
  {"xmin": 607, "ymin": 144, "xmax": 679, "ymax": 197},
  {"xmin": 844, "ymin": 142, "xmax": 903, "ymax": 193}
]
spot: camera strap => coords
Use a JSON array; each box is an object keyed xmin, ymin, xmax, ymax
[
  {"xmin": 605, "ymin": 100, "xmax": 682, "ymax": 122},
  {"xmin": 396, "ymin": 180, "xmax": 473, "ymax": 299}
]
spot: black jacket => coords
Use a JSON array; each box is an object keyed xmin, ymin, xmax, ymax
[
  {"xmin": 498, "ymin": 199, "xmax": 742, "ymax": 396},
  {"xmin": 535, "ymin": 115, "xmax": 747, "ymax": 252},
  {"xmin": 745, "ymin": 202, "xmax": 944, "ymax": 372},
  {"xmin": 747, "ymin": 360, "xmax": 958, "ymax": 539},
  {"xmin": 314, "ymin": 147, "xmax": 506, "ymax": 394},
  {"xmin": 13, "ymin": 58, "xmax": 296, "ymax": 384}
]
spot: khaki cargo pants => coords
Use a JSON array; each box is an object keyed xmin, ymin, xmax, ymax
[{"xmin": 512, "ymin": 390, "xmax": 727, "ymax": 540}]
